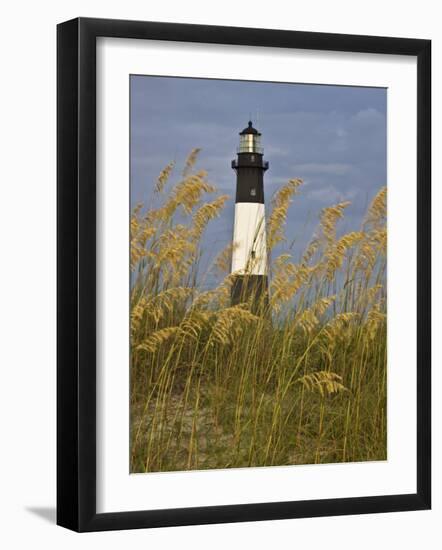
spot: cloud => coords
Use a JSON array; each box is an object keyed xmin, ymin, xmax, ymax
[
  {"xmin": 292, "ymin": 163, "xmax": 353, "ymax": 176},
  {"xmin": 351, "ymin": 107, "xmax": 384, "ymax": 124},
  {"xmin": 264, "ymin": 145, "xmax": 290, "ymax": 158},
  {"xmin": 307, "ymin": 184, "xmax": 358, "ymax": 204}
]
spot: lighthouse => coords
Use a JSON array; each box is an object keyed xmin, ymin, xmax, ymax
[{"xmin": 231, "ymin": 121, "xmax": 269, "ymax": 309}]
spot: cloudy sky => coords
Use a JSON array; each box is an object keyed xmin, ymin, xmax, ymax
[{"xmin": 130, "ymin": 75, "xmax": 386, "ymax": 288}]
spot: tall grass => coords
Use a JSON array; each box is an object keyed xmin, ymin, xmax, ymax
[{"xmin": 130, "ymin": 150, "xmax": 387, "ymax": 473}]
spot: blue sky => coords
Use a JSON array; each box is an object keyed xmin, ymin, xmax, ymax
[{"xmin": 130, "ymin": 75, "xmax": 386, "ymax": 288}]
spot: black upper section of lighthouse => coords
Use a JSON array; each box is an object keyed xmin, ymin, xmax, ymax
[{"xmin": 232, "ymin": 121, "xmax": 268, "ymax": 204}]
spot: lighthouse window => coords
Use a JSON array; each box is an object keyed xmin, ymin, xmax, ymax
[
  {"xmin": 251, "ymin": 154, "xmax": 255, "ymax": 161},
  {"xmin": 250, "ymin": 188, "xmax": 256, "ymax": 197}
]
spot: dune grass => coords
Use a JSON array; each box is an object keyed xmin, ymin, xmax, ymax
[{"xmin": 130, "ymin": 150, "xmax": 387, "ymax": 473}]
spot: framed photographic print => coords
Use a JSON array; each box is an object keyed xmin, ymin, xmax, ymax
[{"xmin": 57, "ymin": 17, "xmax": 431, "ymax": 532}]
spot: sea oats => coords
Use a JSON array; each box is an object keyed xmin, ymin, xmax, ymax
[
  {"xmin": 364, "ymin": 186, "xmax": 387, "ymax": 230},
  {"xmin": 136, "ymin": 326, "xmax": 183, "ymax": 354},
  {"xmin": 129, "ymin": 155, "xmax": 387, "ymax": 473},
  {"xmin": 155, "ymin": 161, "xmax": 175, "ymax": 194},
  {"xmin": 267, "ymin": 178, "xmax": 303, "ymax": 249},
  {"xmin": 182, "ymin": 148, "xmax": 201, "ymax": 177},
  {"xmin": 297, "ymin": 371, "xmax": 347, "ymax": 396},
  {"xmin": 319, "ymin": 201, "xmax": 351, "ymax": 245}
]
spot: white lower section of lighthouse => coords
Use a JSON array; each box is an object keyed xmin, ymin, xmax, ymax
[{"xmin": 231, "ymin": 202, "xmax": 267, "ymax": 276}]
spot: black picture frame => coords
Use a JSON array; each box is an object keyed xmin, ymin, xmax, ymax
[{"xmin": 57, "ymin": 17, "xmax": 431, "ymax": 532}]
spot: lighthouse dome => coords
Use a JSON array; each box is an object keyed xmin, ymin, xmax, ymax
[{"xmin": 240, "ymin": 120, "xmax": 261, "ymax": 136}]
